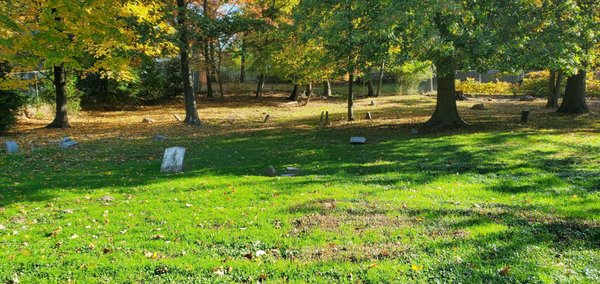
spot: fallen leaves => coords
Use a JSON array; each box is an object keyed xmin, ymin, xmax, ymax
[
  {"xmin": 411, "ymin": 264, "xmax": 423, "ymax": 272},
  {"xmin": 499, "ymin": 266, "xmax": 511, "ymax": 276}
]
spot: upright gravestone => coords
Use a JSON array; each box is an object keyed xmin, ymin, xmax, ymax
[
  {"xmin": 5, "ymin": 141, "xmax": 19, "ymax": 155},
  {"xmin": 60, "ymin": 137, "xmax": 78, "ymax": 149},
  {"xmin": 161, "ymin": 147, "xmax": 186, "ymax": 173}
]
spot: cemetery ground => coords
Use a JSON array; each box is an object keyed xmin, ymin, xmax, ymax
[{"xmin": 1, "ymin": 92, "xmax": 599, "ymax": 283}]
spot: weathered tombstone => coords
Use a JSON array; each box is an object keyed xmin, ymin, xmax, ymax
[
  {"xmin": 455, "ymin": 91, "xmax": 467, "ymax": 101},
  {"xmin": 5, "ymin": 141, "xmax": 18, "ymax": 155},
  {"xmin": 319, "ymin": 111, "xmax": 325, "ymax": 127},
  {"xmin": 519, "ymin": 95, "xmax": 535, "ymax": 101},
  {"xmin": 142, "ymin": 117, "xmax": 155, "ymax": 123},
  {"xmin": 59, "ymin": 137, "xmax": 78, "ymax": 150},
  {"xmin": 160, "ymin": 147, "xmax": 186, "ymax": 173},
  {"xmin": 350, "ymin": 137, "xmax": 367, "ymax": 144},
  {"xmin": 325, "ymin": 111, "xmax": 330, "ymax": 125},
  {"xmin": 521, "ymin": 110, "xmax": 530, "ymax": 124},
  {"xmin": 173, "ymin": 114, "xmax": 183, "ymax": 122},
  {"xmin": 369, "ymin": 100, "xmax": 376, "ymax": 106},
  {"xmin": 263, "ymin": 114, "xmax": 271, "ymax": 123},
  {"xmin": 154, "ymin": 135, "xmax": 167, "ymax": 142},
  {"xmin": 365, "ymin": 112, "xmax": 373, "ymax": 120},
  {"xmin": 471, "ymin": 103, "xmax": 486, "ymax": 110},
  {"xmin": 264, "ymin": 165, "xmax": 277, "ymax": 177}
]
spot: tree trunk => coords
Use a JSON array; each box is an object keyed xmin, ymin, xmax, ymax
[
  {"xmin": 376, "ymin": 61, "xmax": 385, "ymax": 97},
  {"xmin": 305, "ymin": 83, "xmax": 313, "ymax": 105},
  {"xmin": 367, "ymin": 76, "xmax": 374, "ymax": 97},
  {"xmin": 216, "ymin": 46, "xmax": 225, "ymax": 99},
  {"xmin": 204, "ymin": 43, "xmax": 213, "ymax": 98},
  {"xmin": 255, "ymin": 73, "xmax": 265, "ymax": 98},
  {"xmin": 426, "ymin": 59, "xmax": 467, "ymax": 127},
  {"xmin": 547, "ymin": 70, "xmax": 558, "ymax": 108},
  {"xmin": 46, "ymin": 64, "xmax": 70, "ymax": 128},
  {"xmin": 557, "ymin": 68, "xmax": 589, "ymax": 114},
  {"xmin": 177, "ymin": 0, "xmax": 201, "ymax": 126},
  {"xmin": 203, "ymin": 0, "xmax": 213, "ymax": 98},
  {"xmin": 348, "ymin": 73, "xmax": 355, "ymax": 121},
  {"xmin": 288, "ymin": 84, "xmax": 300, "ymax": 101},
  {"xmin": 323, "ymin": 80, "xmax": 332, "ymax": 97},
  {"xmin": 240, "ymin": 37, "xmax": 246, "ymax": 83}
]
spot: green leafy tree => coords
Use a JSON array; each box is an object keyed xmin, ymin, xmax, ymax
[{"xmin": 0, "ymin": 0, "xmax": 140, "ymax": 128}]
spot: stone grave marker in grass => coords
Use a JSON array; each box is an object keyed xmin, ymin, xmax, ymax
[
  {"xmin": 350, "ymin": 137, "xmax": 367, "ymax": 144},
  {"xmin": 59, "ymin": 137, "xmax": 78, "ymax": 150},
  {"xmin": 160, "ymin": 147, "xmax": 186, "ymax": 173},
  {"xmin": 5, "ymin": 141, "xmax": 18, "ymax": 154}
]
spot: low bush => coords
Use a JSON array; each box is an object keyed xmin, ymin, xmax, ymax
[
  {"xmin": 0, "ymin": 62, "xmax": 26, "ymax": 132},
  {"xmin": 456, "ymin": 78, "xmax": 516, "ymax": 95}
]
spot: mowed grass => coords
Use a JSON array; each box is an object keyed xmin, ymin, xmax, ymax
[{"xmin": 1, "ymin": 92, "xmax": 599, "ymax": 283}]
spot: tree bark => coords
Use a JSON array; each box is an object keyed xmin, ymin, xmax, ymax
[
  {"xmin": 557, "ymin": 68, "xmax": 589, "ymax": 114},
  {"xmin": 305, "ymin": 83, "xmax": 313, "ymax": 105},
  {"xmin": 348, "ymin": 73, "xmax": 355, "ymax": 121},
  {"xmin": 240, "ymin": 37, "xmax": 246, "ymax": 83},
  {"xmin": 376, "ymin": 61, "xmax": 385, "ymax": 97},
  {"xmin": 546, "ymin": 70, "xmax": 562, "ymax": 109},
  {"xmin": 255, "ymin": 73, "xmax": 265, "ymax": 98},
  {"xmin": 177, "ymin": 0, "xmax": 201, "ymax": 126},
  {"xmin": 203, "ymin": 0, "xmax": 213, "ymax": 98},
  {"xmin": 288, "ymin": 84, "xmax": 300, "ymax": 101},
  {"xmin": 426, "ymin": 59, "xmax": 467, "ymax": 127},
  {"xmin": 204, "ymin": 44, "xmax": 213, "ymax": 98},
  {"xmin": 367, "ymin": 75, "xmax": 374, "ymax": 97},
  {"xmin": 46, "ymin": 64, "xmax": 70, "ymax": 128},
  {"xmin": 323, "ymin": 80, "xmax": 332, "ymax": 97}
]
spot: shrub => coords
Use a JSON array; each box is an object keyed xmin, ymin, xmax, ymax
[
  {"xmin": 587, "ymin": 73, "xmax": 600, "ymax": 97},
  {"xmin": 456, "ymin": 78, "xmax": 516, "ymax": 95},
  {"xmin": 0, "ymin": 90, "xmax": 25, "ymax": 132},
  {"xmin": 0, "ymin": 62, "xmax": 26, "ymax": 132},
  {"xmin": 391, "ymin": 61, "xmax": 433, "ymax": 95}
]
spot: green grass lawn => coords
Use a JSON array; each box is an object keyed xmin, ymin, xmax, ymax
[{"xmin": 1, "ymin": 95, "xmax": 599, "ymax": 283}]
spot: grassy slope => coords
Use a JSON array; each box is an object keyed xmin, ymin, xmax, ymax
[{"xmin": 0, "ymin": 93, "xmax": 599, "ymax": 283}]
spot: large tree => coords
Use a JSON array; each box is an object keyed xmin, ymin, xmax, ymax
[
  {"xmin": 0, "ymin": 0, "xmax": 140, "ymax": 128},
  {"xmin": 398, "ymin": 0, "xmax": 530, "ymax": 127},
  {"xmin": 176, "ymin": 0, "xmax": 202, "ymax": 125},
  {"xmin": 296, "ymin": 0, "xmax": 398, "ymax": 121}
]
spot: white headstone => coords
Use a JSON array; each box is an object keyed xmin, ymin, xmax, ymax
[
  {"xmin": 5, "ymin": 141, "xmax": 18, "ymax": 154},
  {"xmin": 60, "ymin": 137, "xmax": 78, "ymax": 149},
  {"xmin": 161, "ymin": 147, "xmax": 186, "ymax": 173},
  {"xmin": 350, "ymin": 137, "xmax": 367, "ymax": 144}
]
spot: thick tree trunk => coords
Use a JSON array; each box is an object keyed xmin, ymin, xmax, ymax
[
  {"xmin": 426, "ymin": 59, "xmax": 467, "ymax": 127},
  {"xmin": 546, "ymin": 70, "xmax": 563, "ymax": 109},
  {"xmin": 348, "ymin": 73, "xmax": 355, "ymax": 121},
  {"xmin": 240, "ymin": 37, "xmax": 246, "ymax": 83},
  {"xmin": 323, "ymin": 80, "xmax": 332, "ymax": 97},
  {"xmin": 557, "ymin": 69, "xmax": 589, "ymax": 114},
  {"xmin": 46, "ymin": 64, "xmax": 70, "ymax": 128},
  {"xmin": 177, "ymin": 0, "xmax": 201, "ymax": 126},
  {"xmin": 255, "ymin": 73, "xmax": 265, "ymax": 98},
  {"xmin": 288, "ymin": 84, "xmax": 300, "ymax": 101},
  {"xmin": 376, "ymin": 61, "xmax": 385, "ymax": 97}
]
